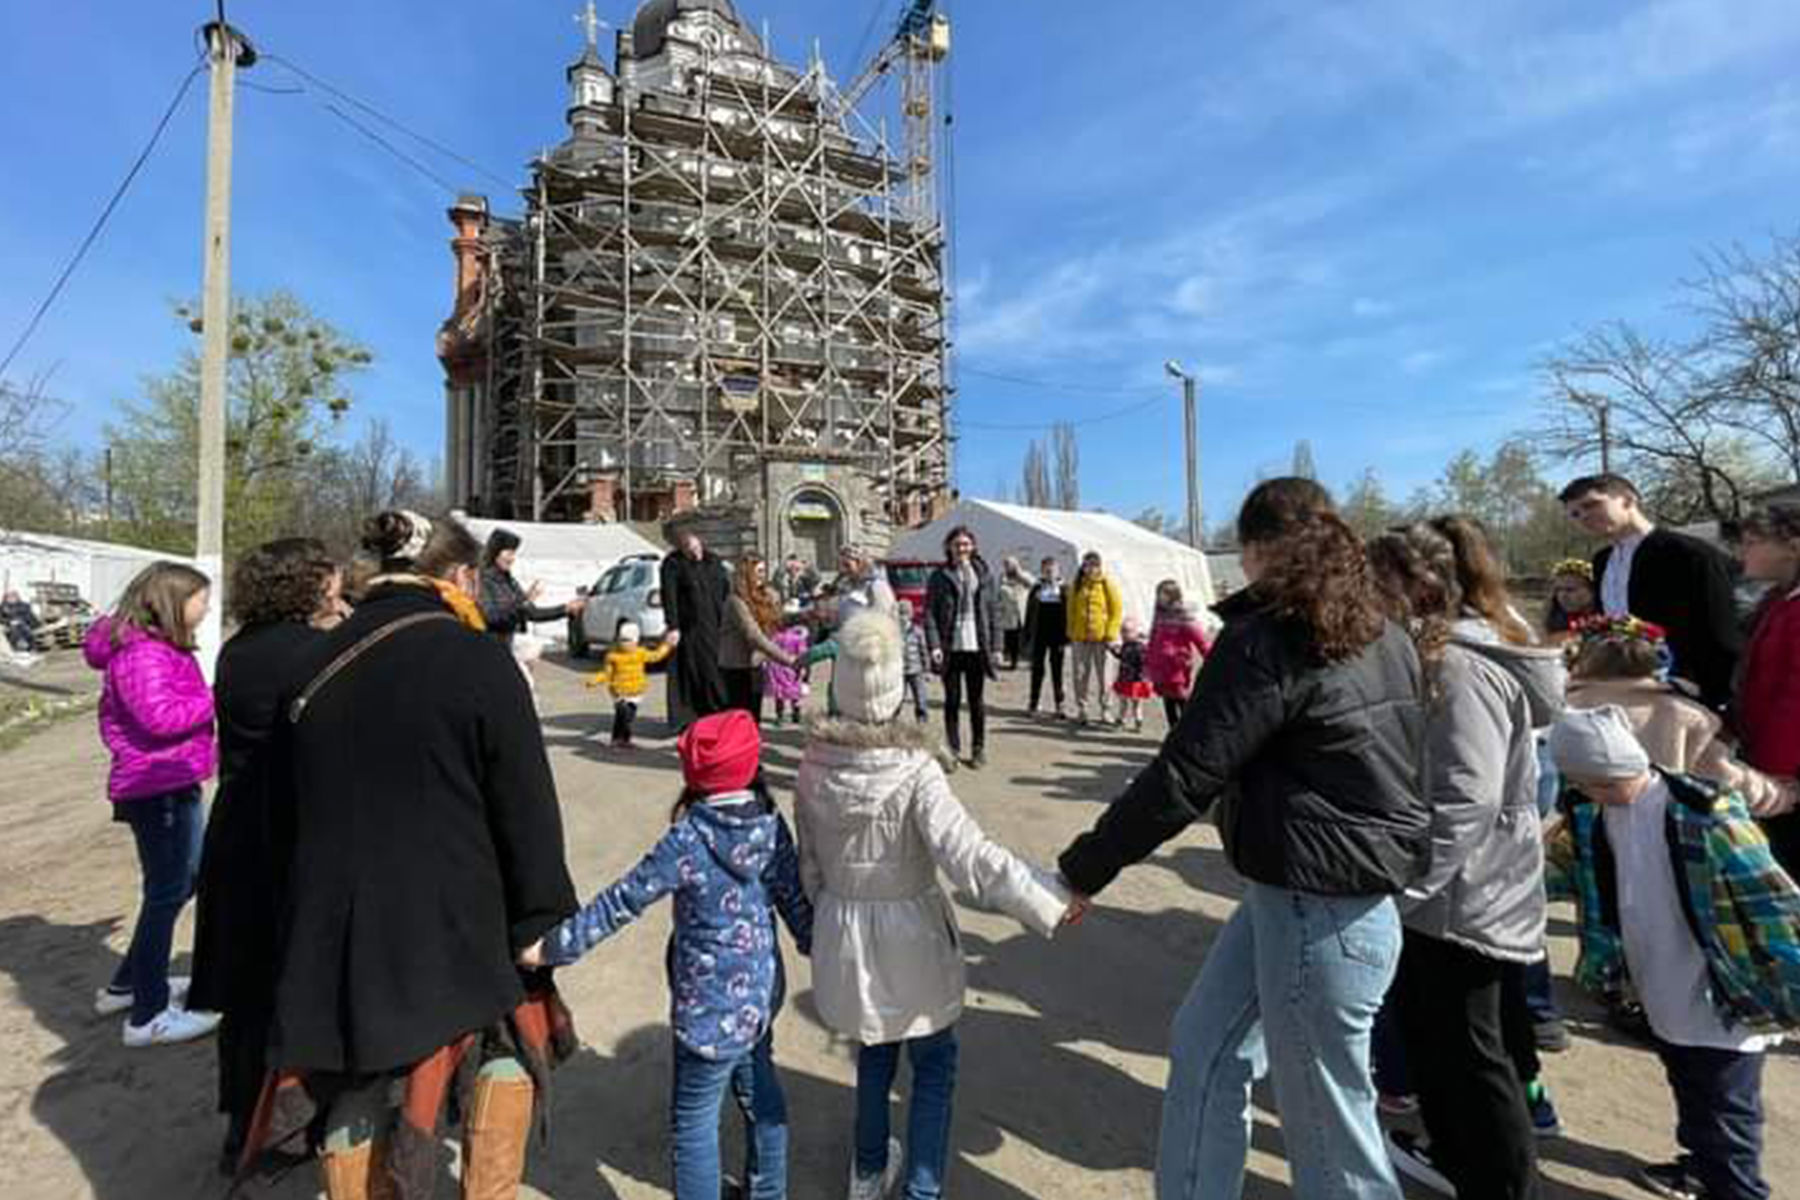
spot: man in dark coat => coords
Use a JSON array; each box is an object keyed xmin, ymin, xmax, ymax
[
  {"xmin": 1561, "ymin": 473, "xmax": 1744, "ymax": 709},
  {"xmin": 661, "ymin": 525, "xmax": 733, "ymax": 726}
]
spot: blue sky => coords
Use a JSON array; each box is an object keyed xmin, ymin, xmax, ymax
[{"xmin": 5, "ymin": 1, "xmax": 1799, "ymax": 527}]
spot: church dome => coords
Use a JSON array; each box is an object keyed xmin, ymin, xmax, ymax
[{"xmin": 631, "ymin": 0, "xmax": 755, "ymax": 58}]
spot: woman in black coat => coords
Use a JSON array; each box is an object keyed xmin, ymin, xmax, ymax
[
  {"xmin": 923, "ymin": 525, "xmax": 1003, "ymax": 769},
  {"xmin": 477, "ymin": 527, "xmax": 580, "ymax": 648},
  {"xmin": 187, "ymin": 538, "xmax": 340, "ymax": 1168},
  {"xmin": 1058, "ymin": 478, "xmax": 1428, "ymax": 1200},
  {"xmin": 256, "ymin": 511, "xmax": 578, "ymax": 1200}
]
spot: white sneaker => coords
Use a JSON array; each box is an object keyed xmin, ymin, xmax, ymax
[
  {"xmin": 846, "ymin": 1137, "xmax": 902, "ymax": 1200},
  {"xmin": 122, "ymin": 1005, "xmax": 220, "ymax": 1048},
  {"xmin": 95, "ymin": 976, "xmax": 190, "ymax": 1017}
]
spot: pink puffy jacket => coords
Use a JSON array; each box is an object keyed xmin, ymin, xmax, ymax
[
  {"xmin": 84, "ymin": 618, "xmax": 216, "ymax": 802},
  {"xmin": 1146, "ymin": 609, "xmax": 1213, "ymax": 698}
]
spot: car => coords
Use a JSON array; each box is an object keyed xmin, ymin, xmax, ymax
[
  {"xmin": 568, "ymin": 554, "xmax": 669, "ymax": 658},
  {"xmin": 883, "ymin": 560, "xmax": 934, "ymax": 626}
]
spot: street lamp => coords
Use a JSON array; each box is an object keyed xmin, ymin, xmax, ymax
[{"xmin": 1166, "ymin": 360, "xmax": 1203, "ymax": 549}]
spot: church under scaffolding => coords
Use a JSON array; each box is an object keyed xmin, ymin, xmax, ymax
[{"xmin": 438, "ymin": 0, "xmax": 954, "ymax": 564}]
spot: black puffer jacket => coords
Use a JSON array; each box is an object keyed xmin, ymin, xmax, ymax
[{"xmin": 1060, "ymin": 589, "xmax": 1429, "ymax": 898}]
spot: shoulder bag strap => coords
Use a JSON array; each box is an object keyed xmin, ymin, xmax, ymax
[{"xmin": 288, "ymin": 611, "xmax": 460, "ymax": 724}]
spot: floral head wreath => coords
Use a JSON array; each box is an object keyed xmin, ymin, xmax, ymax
[
  {"xmin": 1550, "ymin": 558, "xmax": 1594, "ymax": 583},
  {"xmin": 1570, "ymin": 613, "xmax": 1667, "ymax": 644}
]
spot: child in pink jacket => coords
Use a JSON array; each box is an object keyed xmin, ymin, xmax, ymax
[
  {"xmin": 1146, "ymin": 580, "xmax": 1213, "ymax": 730},
  {"xmin": 83, "ymin": 561, "xmax": 221, "ymax": 1048}
]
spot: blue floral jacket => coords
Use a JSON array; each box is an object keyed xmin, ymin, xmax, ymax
[{"xmin": 542, "ymin": 789, "xmax": 813, "ymax": 1059}]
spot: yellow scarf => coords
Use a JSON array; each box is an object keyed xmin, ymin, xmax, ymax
[{"xmin": 367, "ymin": 574, "xmax": 488, "ymax": 632}]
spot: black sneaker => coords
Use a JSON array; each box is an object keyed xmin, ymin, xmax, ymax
[
  {"xmin": 1385, "ymin": 1130, "xmax": 1454, "ymax": 1197},
  {"xmin": 1639, "ymin": 1160, "xmax": 1705, "ymax": 1200},
  {"xmin": 970, "ymin": 749, "xmax": 987, "ymax": 769},
  {"xmin": 1533, "ymin": 1018, "xmax": 1571, "ymax": 1053}
]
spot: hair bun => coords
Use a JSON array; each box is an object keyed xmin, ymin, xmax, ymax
[{"xmin": 361, "ymin": 511, "xmax": 414, "ymax": 559}]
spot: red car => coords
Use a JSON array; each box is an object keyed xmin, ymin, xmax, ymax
[{"xmin": 883, "ymin": 560, "xmax": 934, "ymax": 626}]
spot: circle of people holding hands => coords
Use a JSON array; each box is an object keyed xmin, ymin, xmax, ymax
[{"xmin": 76, "ymin": 468, "xmax": 1800, "ymax": 1200}]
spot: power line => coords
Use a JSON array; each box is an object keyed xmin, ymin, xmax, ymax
[
  {"xmin": 1, "ymin": 60, "xmax": 205, "ymax": 381},
  {"xmin": 958, "ymin": 391, "xmax": 1170, "ymax": 432},
  {"xmin": 261, "ymin": 52, "xmax": 515, "ymax": 192},
  {"xmin": 959, "ymin": 365, "xmax": 1168, "ymax": 395},
  {"xmin": 320, "ymin": 101, "xmax": 460, "ymax": 196}
]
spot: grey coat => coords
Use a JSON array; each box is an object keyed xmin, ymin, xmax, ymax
[{"xmin": 1400, "ymin": 634, "xmax": 1564, "ymax": 961}]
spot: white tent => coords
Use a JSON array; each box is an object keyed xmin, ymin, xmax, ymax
[
  {"xmin": 455, "ymin": 516, "xmax": 661, "ymax": 609},
  {"xmin": 889, "ymin": 500, "xmax": 1217, "ymax": 630},
  {"xmin": 0, "ymin": 530, "xmax": 198, "ymax": 615}
]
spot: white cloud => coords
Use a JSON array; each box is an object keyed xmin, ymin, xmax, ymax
[
  {"xmin": 1351, "ymin": 297, "xmax": 1395, "ymax": 319},
  {"xmin": 1400, "ymin": 348, "xmax": 1453, "ymax": 375}
]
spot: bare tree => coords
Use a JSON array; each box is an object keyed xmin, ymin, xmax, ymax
[
  {"xmin": 1291, "ymin": 439, "xmax": 1318, "ymax": 481},
  {"xmin": 1020, "ymin": 439, "xmax": 1052, "ymax": 508},
  {"xmin": 1689, "ymin": 235, "xmax": 1800, "ymax": 481},
  {"xmin": 0, "ymin": 373, "xmax": 66, "ymax": 468},
  {"xmin": 1537, "ymin": 323, "xmax": 1769, "ymax": 523},
  {"xmin": 1052, "ymin": 422, "xmax": 1080, "ymax": 511}
]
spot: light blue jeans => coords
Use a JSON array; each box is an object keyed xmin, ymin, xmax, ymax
[{"xmin": 1157, "ymin": 882, "xmax": 1403, "ymax": 1200}]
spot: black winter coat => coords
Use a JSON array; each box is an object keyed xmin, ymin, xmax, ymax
[
  {"xmin": 661, "ymin": 551, "xmax": 733, "ymax": 720},
  {"xmin": 266, "ymin": 583, "xmax": 577, "ymax": 1074},
  {"xmin": 924, "ymin": 557, "xmax": 1002, "ymax": 677},
  {"xmin": 188, "ymin": 620, "xmax": 321, "ymax": 1117},
  {"xmin": 1023, "ymin": 582, "xmax": 1069, "ymax": 652},
  {"xmin": 1060, "ymin": 589, "xmax": 1429, "ymax": 898},
  {"xmin": 478, "ymin": 566, "xmax": 568, "ymax": 647},
  {"xmin": 1593, "ymin": 529, "xmax": 1743, "ymax": 710}
]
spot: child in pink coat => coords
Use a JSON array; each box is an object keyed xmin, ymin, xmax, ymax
[
  {"xmin": 83, "ymin": 561, "xmax": 221, "ymax": 1048},
  {"xmin": 1146, "ymin": 579, "xmax": 1213, "ymax": 730},
  {"xmin": 765, "ymin": 624, "xmax": 813, "ymax": 724}
]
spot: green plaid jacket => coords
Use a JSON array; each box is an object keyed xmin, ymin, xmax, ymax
[{"xmin": 1567, "ymin": 771, "xmax": 1800, "ymax": 1034}]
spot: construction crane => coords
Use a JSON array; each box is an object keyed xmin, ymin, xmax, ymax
[{"xmin": 834, "ymin": 0, "xmax": 952, "ymax": 224}]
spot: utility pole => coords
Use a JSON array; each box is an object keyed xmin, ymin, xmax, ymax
[
  {"xmin": 194, "ymin": 16, "xmax": 253, "ymax": 679},
  {"xmin": 1598, "ymin": 400, "xmax": 1613, "ymax": 475},
  {"xmin": 1166, "ymin": 361, "xmax": 1203, "ymax": 549}
]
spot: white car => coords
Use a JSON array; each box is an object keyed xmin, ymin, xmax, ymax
[{"xmin": 568, "ymin": 554, "xmax": 668, "ymax": 658}]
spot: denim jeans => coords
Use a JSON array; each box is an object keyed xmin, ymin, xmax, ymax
[
  {"xmin": 1157, "ymin": 882, "xmax": 1403, "ymax": 1200},
  {"xmin": 670, "ymin": 1032, "xmax": 788, "ymax": 1200},
  {"xmin": 856, "ymin": 1027, "xmax": 959, "ymax": 1200},
  {"xmin": 109, "ymin": 788, "xmax": 204, "ymax": 1024}
]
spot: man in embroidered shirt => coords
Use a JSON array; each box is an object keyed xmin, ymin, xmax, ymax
[{"xmin": 1560, "ymin": 473, "xmax": 1743, "ymax": 710}]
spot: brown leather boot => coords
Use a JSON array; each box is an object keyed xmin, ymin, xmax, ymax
[
  {"xmin": 320, "ymin": 1141, "xmax": 376, "ymax": 1200},
  {"xmin": 461, "ymin": 1074, "xmax": 535, "ymax": 1200},
  {"xmin": 319, "ymin": 1137, "xmax": 398, "ymax": 1200}
]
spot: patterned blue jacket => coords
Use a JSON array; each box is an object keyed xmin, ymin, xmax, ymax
[{"xmin": 542, "ymin": 789, "xmax": 813, "ymax": 1059}]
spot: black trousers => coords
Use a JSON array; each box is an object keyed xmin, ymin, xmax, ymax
[
  {"xmin": 1162, "ymin": 695, "xmax": 1185, "ymax": 729},
  {"xmin": 611, "ymin": 698, "xmax": 638, "ymax": 744},
  {"xmin": 1029, "ymin": 641, "xmax": 1065, "ymax": 711},
  {"xmin": 1500, "ymin": 959, "xmax": 1543, "ymax": 1085},
  {"xmin": 942, "ymin": 651, "xmax": 987, "ymax": 754},
  {"xmin": 1003, "ymin": 628, "xmax": 1023, "ymax": 667},
  {"xmin": 1395, "ymin": 931, "xmax": 1541, "ymax": 1200},
  {"xmin": 721, "ymin": 666, "xmax": 765, "ymax": 723},
  {"xmin": 1657, "ymin": 1040, "xmax": 1769, "ymax": 1200}
]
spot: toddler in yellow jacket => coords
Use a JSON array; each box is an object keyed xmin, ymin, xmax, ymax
[{"xmin": 586, "ymin": 622, "xmax": 672, "ymax": 747}]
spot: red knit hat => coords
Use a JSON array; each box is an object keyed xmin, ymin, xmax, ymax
[{"xmin": 677, "ymin": 710, "xmax": 762, "ymax": 794}]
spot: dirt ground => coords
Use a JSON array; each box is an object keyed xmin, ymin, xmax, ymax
[{"xmin": 0, "ymin": 649, "xmax": 1794, "ymax": 1200}]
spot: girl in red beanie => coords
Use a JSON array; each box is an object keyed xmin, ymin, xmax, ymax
[{"xmin": 520, "ymin": 710, "xmax": 812, "ymax": 1200}]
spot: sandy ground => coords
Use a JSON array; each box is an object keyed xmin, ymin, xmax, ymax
[{"xmin": 0, "ymin": 648, "xmax": 1794, "ymax": 1200}]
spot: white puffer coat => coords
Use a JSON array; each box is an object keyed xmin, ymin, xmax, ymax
[{"xmin": 796, "ymin": 719, "xmax": 1067, "ymax": 1044}]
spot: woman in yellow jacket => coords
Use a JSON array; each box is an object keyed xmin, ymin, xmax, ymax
[{"xmin": 1066, "ymin": 551, "xmax": 1124, "ymax": 724}]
